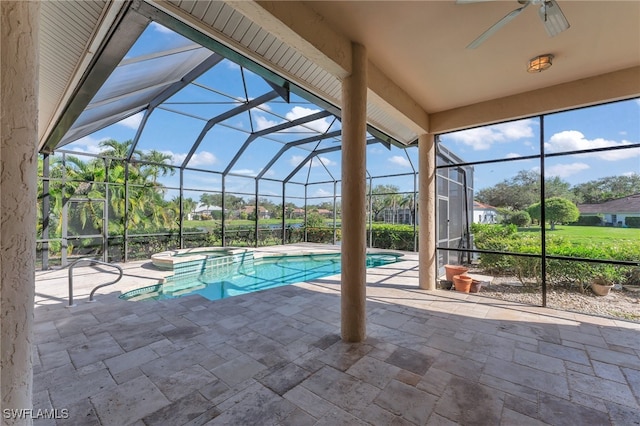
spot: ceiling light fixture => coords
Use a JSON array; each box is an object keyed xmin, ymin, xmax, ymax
[{"xmin": 527, "ymin": 54, "xmax": 554, "ymax": 73}]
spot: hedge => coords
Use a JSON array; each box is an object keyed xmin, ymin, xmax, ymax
[
  {"xmin": 625, "ymin": 216, "xmax": 640, "ymax": 228},
  {"xmin": 472, "ymin": 223, "xmax": 639, "ymax": 289},
  {"xmin": 368, "ymin": 223, "xmax": 416, "ymax": 251},
  {"xmin": 574, "ymin": 215, "xmax": 603, "ymax": 226}
]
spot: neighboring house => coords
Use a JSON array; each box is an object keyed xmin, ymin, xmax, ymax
[
  {"xmin": 188, "ymin": 204, "xmax": 222, "ymax": 220},
  {"xmin": 316, "ymin": 208, "xmax": 333, "ymax": 218},
  {"xmin": 577, "ymin": 193, "xmax": 640, "ymax": 226},
  {"xmin": 473, "ymin": 201, "xmax": 498, "ymax": 224},
  {"xmin": 379, "ymin": 207, "xmax": 414, "ymax": 225},
  {"xmin": 240, "ymin": 205, "xmax": 270, "ymax": 219}
]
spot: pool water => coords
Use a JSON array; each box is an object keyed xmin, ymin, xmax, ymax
[{"xmin": 121, "ymin": 252, "xmax": 401, "ymax": 302}]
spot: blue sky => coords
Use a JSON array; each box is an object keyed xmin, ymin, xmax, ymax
[
  {"xmin": 64, "ymin": 22, "xmax": 639, "ymax": 202},
  {"xmin": 440, "ymin": 98, "xmax": 640, "ymax": 191}
]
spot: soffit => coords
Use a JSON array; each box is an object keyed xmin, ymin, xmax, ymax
[
  {"xmin": 157, "ymin": 0, "xmax": 639, "ymax": 142},
  {"xmin": 303, "ymin": 0, "xmax": 640, "ymax": 113}
]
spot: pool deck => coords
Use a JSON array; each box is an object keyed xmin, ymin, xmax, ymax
[{"xmin": 34, "ymin": 244, "xmax": 640, "ymax": 425}]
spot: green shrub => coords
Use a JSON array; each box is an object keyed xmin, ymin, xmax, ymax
[
  {"xmin": 502, "ymin": 210, "xmax": 531, "ymax": 227},
  {"xmin": 306, "ymin": 227, "xmax": 339, "ymax": 243},
  {"xmin": 625, "ymin": 216, "xmax": 640, "ymax": 228},
  {"xmin": 472, "ymin": 224, "xmax": 640, "ymax": 288},
  {"xmin": 575, "ymin": 215, "xmax": 603, "ymax": 226},
  {"xmin": 369, "ymin": 224, "xmax": 415, "ymax": 251}
]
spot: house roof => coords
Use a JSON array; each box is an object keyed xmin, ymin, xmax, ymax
[
  {"xmin": 473, "ymin": 201, "xmax": 497, "ymax": 211},
  {"xmin": 193, "ymin": 204, "xmax": 222, "ymax": 213},
  {"xmin": 578, "ymin": 194, "xmax": 640, "ymax": 215}
]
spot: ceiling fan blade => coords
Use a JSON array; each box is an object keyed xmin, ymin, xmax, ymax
[
  {"xmin": 538, "ymin": 0, "xmax": 570, "ymax": 37},
  {"xmin": 466, "ymin": 1, "xmax": 530, "ymax": 49}
]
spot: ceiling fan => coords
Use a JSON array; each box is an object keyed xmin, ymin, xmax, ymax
[{"xmin": 459, "ymin": 0, "xmax": 570, "ymax": 49}]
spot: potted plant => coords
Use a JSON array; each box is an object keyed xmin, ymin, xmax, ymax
[
  {"xmin": 453, "ymin": 274, "xmax": 473, "ymax": 293},
  {"xmin": 444, "ymin": 264, "xmax": 468, "ymax": 281},
  {"xmin": 591, "ymin": 275, "xmax": 613, "ymax": 296}
]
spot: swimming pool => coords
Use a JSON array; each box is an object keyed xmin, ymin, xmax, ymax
[{"xmin": 121, "ymin": 252, "xmax": 402, "ymax": 302}]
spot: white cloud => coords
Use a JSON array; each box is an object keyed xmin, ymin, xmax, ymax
[
  {"xmin": 505, "ymin": 153, "xmax": 522, "ymax": 159},
  {"xmin": 231, "ymin": 169, "xmax": 255, "ymax": 175},
  {"xmin": 445, "ymin": 119, "xmax": 535, "ymax": 150},
  {"xmin": 256, "ymin": 103, "xmax": 272, "ymax": 113},
  {"xmin": 65, "ymin": 135, "xmax": 107, "ymax": 154},
  {"xmin": 546, "ymin": 162, "xmax": 590, "ymax": 178},
  {"xmin": 149, "ymin": 22, "xmax": 174, "ymax": 35},
  {"xmin": 286, "ymin": 106, "xmax": 331, "ymax": 133},
  {"xmin": 545, "ymin": 130, "xmax": 640, "ymax": 161},
  {"xmin": 254, "ymin": 106, "xmax": 332, "ymax": 133},
  {"xmin": 635, "ymin": 99, "xmax": 640, "ymax": 107},
  {"xmin": 255, "ymin": 115, "xmax": 279, "ymax": 131},
  {"xmin": 623, "ymin": 171, "xmax": 639, "ymax": 177},
  {"xmin": 289, "ymin": 155, "xmax": 335, "ymax": 168},
  {"xmin": 313, "ymin": 188, "xmax": 332, "ymax": 197},
  {"xmin": 313, "ymin": 156, "xmax": 336, "ymax": 167},
  {"xmin": 290, "ymin": 155, "xmax": 308, "ymax": 167},
  {"xmin": 166, "ymin": 151, "xmax": 217, "ymax": 167},
  {"xmin": 388, "ymin": 155, "xmax": 411, "ymax": 168},
  {"xmin": 118, "ymin": 112, "xmax": 144, "ymax": 130}
]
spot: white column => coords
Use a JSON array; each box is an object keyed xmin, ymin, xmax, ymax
[
  {"xmin": 419, "ymin": 134, "xmax": 436, "ymax": 290},
  {"xmin": 341, "ymin": 43, "xmax": 368, "ymax": 342},
  {"xmin": 1, "ymin": 0, "xmax": 39, "ymax": 416}
]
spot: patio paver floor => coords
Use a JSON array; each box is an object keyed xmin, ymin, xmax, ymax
[{"xmin": 33, "ymin": 245, "xmax": 640, "ymax": 425}]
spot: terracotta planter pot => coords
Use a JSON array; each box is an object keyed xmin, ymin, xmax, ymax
[
  {"xmin": 470, "ymin": 280, "xmax": 482, "ymax": 293},
  {"xmin": 591, "ymin": 278, "xmax": 614, "ymax": 296},
  {"xmin": 453, "ymin": 274, "xmax": 473, "ymax": 293},
  {"xmin": 445, "ymin": 264, "xmax": 469, "ymax": 282}
]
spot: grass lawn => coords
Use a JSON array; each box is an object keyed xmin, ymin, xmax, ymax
[
  {"xmin": 520, "ymin": 225, "xmax": 640, "ymax": 244},
  {"xmin": 184, "ymin": 218, "xmax": 305, "ymax": 231}
]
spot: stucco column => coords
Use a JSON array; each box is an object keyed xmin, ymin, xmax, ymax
[
  {"xmin": 419, "ymin": 134, "xmax": 436, "ymax": 290},
  {"xmin": 1, "ymin": 0, "xmax": 39, "ymax": 416},
  {"xmin": 341, "ymin": 43, "xmax": 367, "ymax": 342}
]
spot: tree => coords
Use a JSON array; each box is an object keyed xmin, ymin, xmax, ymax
[
  {"xmin": 476, "ymin": 170, "xmax": 575, "ymax": 210},
  {"xmin": 527, "ymin": 197, "xmax": 580, "ymax": 230},
  {"xmin": 199, "ymin": 193, "xmax": 220, "ymax": 210},
  {"xmin": 140, "ymin": 150, "xmax": 175, "ymax": 184},
  {"xmin": 476, "ymin": 170, "xmax": 540, "ymax": 210},
  {"xmin": 368, "ymin": 184, "xmax": 399, "ymax": 221},
  {"xmin": 305, "ymin": 211, "xmax": 325, "ymax": 227},
  {"xmin": 399, "ymin": 193, "xmax": 416, "ymax": 225},
  {"xmin": 284, "ymin": 202, "xmax": 296, "ymax": 219},
  {"xmin": 572, "ymin": 174, "xmax": 640, "ymax": 204}
]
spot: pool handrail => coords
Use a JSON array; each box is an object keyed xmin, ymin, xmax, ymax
[{"xmin": 67, "ymin": 257, "xmax": 123, "ymax": 307}]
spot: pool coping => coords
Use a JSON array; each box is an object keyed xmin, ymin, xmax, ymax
[{"xmin": 151, "ymin": 246, "xmax": 406, "ymax": 271}]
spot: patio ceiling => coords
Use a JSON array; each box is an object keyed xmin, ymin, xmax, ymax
[{"xmin": 38, "ymin": 0, "xmax": 640, "ymax": 152}]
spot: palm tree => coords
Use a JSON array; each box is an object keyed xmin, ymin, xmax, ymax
[
  {"xmin": 384, "ymin": 192, "xmax": 402, "ymax": 224},
  {"xmin": 400, "ymin": 193, "xmax": 416, "ymax": 225},
  {"xmin": 99, "ymin": 139, "xmax": 138, "ymax": 159},
  {"xmin": 140, "ymin": 150, "xmax": 175, "ymax": 184}
]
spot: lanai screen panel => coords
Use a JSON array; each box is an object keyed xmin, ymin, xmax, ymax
[{"xmin": 58, "ymin": 43, "xmax": 216, "ymax": 148}]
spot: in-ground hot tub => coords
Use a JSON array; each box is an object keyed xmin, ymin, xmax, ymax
[{"xmin": 150, "ymin": 247, "xmax": 251, "ymax": 271}]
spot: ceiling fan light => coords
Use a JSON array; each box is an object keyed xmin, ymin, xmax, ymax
[
  {"xmin": 538, "ymin": 0, "xmax": 570, "ymax": 37},
  {"xmin": 528, "ymin": 54, "xmax": 554, "ymax": 73}
]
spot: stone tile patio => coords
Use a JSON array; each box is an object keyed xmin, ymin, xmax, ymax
[{"xmin": 33, "ymin": 245, "xmax": 640, "ymax": 425}]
